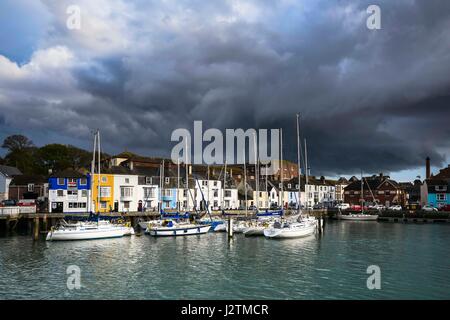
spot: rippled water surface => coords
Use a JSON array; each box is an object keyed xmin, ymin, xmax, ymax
[{"xmin": 0, "ymin": 221, "xmax": 449, "ymax": 299}]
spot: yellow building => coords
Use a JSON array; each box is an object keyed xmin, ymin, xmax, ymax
[{"xmin": 91, "ymin": 173, "xmax": 114, "ymax": 213}]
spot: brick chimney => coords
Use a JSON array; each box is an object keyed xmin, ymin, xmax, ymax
[{"xmin": 426, "ymin": 157, "xmax": 431, "ymax": 179}]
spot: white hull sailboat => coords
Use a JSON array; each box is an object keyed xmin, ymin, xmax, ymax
[
  {"xmin": 264, "ymin": 218, "xmax": 317, "ymax": 239},
  {"xmin": 146, "ymin": 222, "xmax": 211, "ymax": 237},
  {"xmin": 243, "ymin": 225, "xmax": 266, "ymax": 236},
  {"xmin": 225, "ymin": 221, "xmax": 248, "ymax": 234},
  {"xmin": 46, "ymin": 220, "xmax": 131, "ymax": 241},
  {"xmin": 264, "ymin": 114, "xmax": 319, "ymax": 240},
  {"xmin": 243, "ymin": 219, "xmax": 275, "ymax": 236},
  {"xmin": 340, "ymin": 214, "xmax": 378, "ymax": 221}
]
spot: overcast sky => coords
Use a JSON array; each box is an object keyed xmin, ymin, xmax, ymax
[{"xmin": 0, "ymin": 0, "xmax": 449, "ymax": 181}]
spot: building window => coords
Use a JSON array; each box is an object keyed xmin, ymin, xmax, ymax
[
  {"xmin": 125, "ymin": 178, "xmax": 130, "ymax": 184},
  {"xmin": 121, "ymin": 187, "xmax": 133, "ymax": 198},
  {"xmin": 213, "ymin": 181, "xmax": 217, "ymax": 186},
  {"xmin": 145, "ymin": 177, "xmax": 152, "ymax": 184},
  {"xmin": 28, "ymin": 184, "xmax": 35, "ymax": 192},
  {"xmin": 202, "ymin": 181, "xmax": 207, "ymax": 186},
  {"xmin": 81, "ymin": 190, "xmax": 88, "ymax": 197},
  {"xmin": 437, "ymin": 194, "xmax": 446, "ymax": 201},
  {"xmin": 57, "ymin": 190, "xmax": 64, "ymax": 197},
  {"xmin": 100, "ymin": 187, "xmax": 111, "ymax": 198},
  {"xmin": 124, "ymin": 202, "xmax": 130, "ymax": 209},
  {"xmin": 225, "ymin": 190, "xmax": 231, "ymax": 197},
  {"xmin": 213, "ymin": 190, "xmax": 218, "ymax": 197},
  {"xmin": 162, "ymin": 189, "xmax": 172, "ymax": 197},
  {"xmin": 100, "ymin": 201, "xmax": 107, "ymax": 209},
  {"xmin": 57, "ymin": 178, "xmax": 65, "ymax": 185},
  {"xmin": 67, "ymin": 190, "xmax": 78, "ymax": 196},
  {"xmin": 144, "ymin": 187, "xmax": 156, "ymax": 198},
  {"xmin": 79, "ymin": 178, "xmax": 87, "ymax": 186},
  {"xmin": 165, "ymin": 177, "xmax": 170, "ymax": 184},
  {"xmin": 436, "ymin": 186, "xmax": 447, "ymax": 192},
  {"xmin": 101, "ymin": 176, "xmax": 107, "ymax": 183}
]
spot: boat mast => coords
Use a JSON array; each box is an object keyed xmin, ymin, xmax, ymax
[
  {"xmin": 296, "ymin": 114, "xmax": 302, "ymax": 216},
  {"xmin": 97, "ymin": 130, "xmax": 101, "ymax": 216},
  {"xmin": 253, "ymin": 131, "xmax": 259, "ymax": 211},
  {"xmin": 280, "ymin": 128, "xmax": 283, "ymax": 210},
  {"xmin": 304, "ymin": 138, "xmax": 309, "ymax": 210},
  {"xmin": 361, "ymin": 169, "xmax": 364, "ymax": 214},
  {"xmin": 243, "ymin": 144, "xmax": 248, "ymax": 216},
  {"xmin": 185, "ymin": 139, "xmax": 189, "ymax": 211},
  {"xmin": 223, "ymin": 161, "xmax": 227, "ymax": 210},
  {"xmin": 207, "ymin": 164, "xmax": 210, "ymax": 212},
  {"xmin": 177, "ymin": 158, "xmax": 180, "ymax": 212},
  {"xmin": 265, "ymin": 164, "xmax": 268, "ymax": 209},
  {"xmin": 90, "ymin": 130, "xmax": 96, "ymax": 214}
]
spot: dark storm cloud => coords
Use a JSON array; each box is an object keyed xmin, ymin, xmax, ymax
[{"xmin": 0, "ymin": 0, "xmax": 449, "ymax": 176}]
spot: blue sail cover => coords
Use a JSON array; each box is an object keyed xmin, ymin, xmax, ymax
[
  {"xmin": 160, "ymin": 211, "xmax": 190, "ymax": 220},
  {"xmin": 257, "ymin": 210, "xmax": 284, "ymax": 217}
]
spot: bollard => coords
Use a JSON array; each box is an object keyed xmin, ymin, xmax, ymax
[
  {"xmin": 228, "ymin": 218, "xmax": 234, "ymax": 238},
  {"xmin": 33, "ymin": 217, "xmax": 40, "ymax": 240},
  {"xmin": 42, "ymin": 215, "xmax": 48, "ymax": 232}
]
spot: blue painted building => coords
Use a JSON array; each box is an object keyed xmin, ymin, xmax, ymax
[
  {"xmin": 421, "ymin": 179, "xmax": 450, "ymax": 208},
  {"xmin": 48, "ymin": 169, "xmax": 92, "ymax": 213}
]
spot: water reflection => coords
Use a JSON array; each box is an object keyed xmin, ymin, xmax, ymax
[{"xmin": 0, "ymin": 221, "xmax": 449, "ymax": 299}]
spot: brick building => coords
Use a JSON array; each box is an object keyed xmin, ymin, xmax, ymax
[{"xmin": 344, "ymin": 174, "xmax": 406, "ymax": 206}]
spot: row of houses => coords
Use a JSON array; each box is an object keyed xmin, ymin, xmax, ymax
[{"xmin": 2, "ymin": 155, "xmax": 449, "ymax": 213}]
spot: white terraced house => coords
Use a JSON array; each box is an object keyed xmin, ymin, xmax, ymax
[
  {"xmin": 113, "ymin": 174, "xmax": 139, "ymax": 212},
  {"xmin": 0, "ymin": 165, "xmax": 22, "ymax": 201}
]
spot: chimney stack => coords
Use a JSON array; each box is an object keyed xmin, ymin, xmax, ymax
[{"xmin": 426, "ymin": 157, "xmax": 431, "ymax": 179}]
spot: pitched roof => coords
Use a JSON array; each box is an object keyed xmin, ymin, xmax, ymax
[
  {"xmin": 434, "ymin": 165, "xmax": 450, "ymax": 180},
  {"xmin": 50, "ymin": 169, "xmax": 86, "ymax": 178},
  {"xmin": 0, "ymin": 165, "xmax": 22, "ymax": 177},
  {"xmin": 10, "ymin": 175, "xmax": 47, "ymax": 186}
]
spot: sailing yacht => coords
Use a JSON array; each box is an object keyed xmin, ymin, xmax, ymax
[
  {"xmin": 339, "ymin": 174, "xmax": 378, "ymax": 221},
  {"xmin": 46, "ymin": 220, "xmax": 132, "ymax": 241},
  {"xmin": 264, "ymin": 114, "xmax": 318, "ymax": 239},
  {"xmin": 146, "ymin": 219, "xmax": 211, "ymax": 236},
  {"xmin": 46, "ymin": 131, "xmax": 134, "ymax": 241}
]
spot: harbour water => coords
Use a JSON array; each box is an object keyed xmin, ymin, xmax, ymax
[{"xmin": 0, "ymin": 221, "xmax": 449, "ymax": 300}]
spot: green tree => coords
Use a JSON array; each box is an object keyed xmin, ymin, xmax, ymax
[
  {"xmin": 2, "ymin": 135, "xmax": 34, "ymax": 152},
  {"xmin": 2, "ymin": 135, "xmax": 39, "ymax": 174}
]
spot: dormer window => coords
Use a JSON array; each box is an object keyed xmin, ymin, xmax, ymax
[
  {"xmin": 165, "ymin": 177, "xmax": 170, "ymax": 184},
  {"xmin": 288, "ymin": 184, "xmax": 292, "ymax": 188}
]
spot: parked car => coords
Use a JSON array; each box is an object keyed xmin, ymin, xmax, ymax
[
  {"xmin": 18, "ymin": 199, "xmax": 37, "ymax": 207},
  {"xmin": 422, "ymin": 205, "xmax": 438, "ymax": 212},
  {"xmin": 350, "ymin": 204, "xmax": 369, "ymax": 211},
  {"xmin": 269, "ymin": 203, "xmax": 280, "ymax": 210},
  {"xmin": 248, "ymin": 205, "xmax": 257, "ymax": 211},
  {"xmin": 1, "ymin": 199, "xmax": 16, "ymax": 207},
  {"xmin": 288, "ymin": 203, "xmax": 298, "ymax": 210},
  {"xmin": 336, "ymin": 203, "xmax": 350, "ymax": 210},
  {"xmin": 438, "ymin": 204, "xmax": 450, "ymax": 212},
  {"xmin": 388, "ymin": 205, "xmax": 402, "ymax": 211},
  {"xmin": 373, "ymin": 204, "xmax": 386, "ymax": 211}
]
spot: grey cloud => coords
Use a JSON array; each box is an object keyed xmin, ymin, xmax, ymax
[{"xmin": 0, "ymin": 0, "xmax": 449, "ymax": 177}]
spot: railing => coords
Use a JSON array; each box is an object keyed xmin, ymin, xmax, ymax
[{"xmin": 0, "ymin": 206, "xmax": 36, "ymax": 217}]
